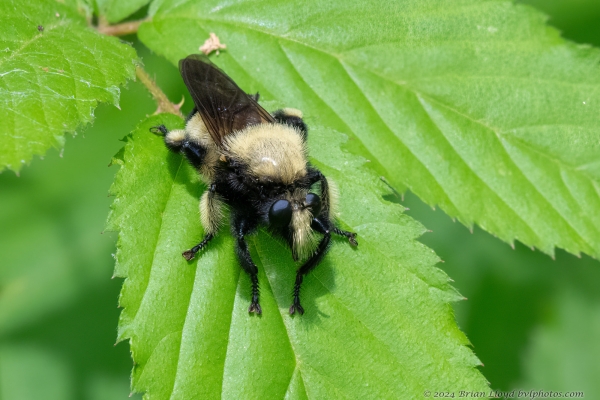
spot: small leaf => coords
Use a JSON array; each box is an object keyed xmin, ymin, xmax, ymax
[
  {"xmin": 139, "ymin": 0, "xmax": 600, "ymax": 259},
  {"xmin": 0, "ymin": 0, "xmax": 137, "ymax": 172},
  {"xmin": 108, "ymin": 114, "xmax": 488, "ymax": 398}
]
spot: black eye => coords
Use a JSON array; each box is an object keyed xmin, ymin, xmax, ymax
[
  {"xmin": 269, "ymin": 199, "xmax": 293, "ymax": 227},
  {"xmin": 305, "ymin": 193, "xmax": 322, "ymax": 216}
]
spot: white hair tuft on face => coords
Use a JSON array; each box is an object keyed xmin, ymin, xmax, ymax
[
  {"xmin": 328, "ymin": 179, "xmax": 340, "ymax": 219},
  {"xmin": 291, "ymin": 207, "xmax": 318, "ymax": 261}
]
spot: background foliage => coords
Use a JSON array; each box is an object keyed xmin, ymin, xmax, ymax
[{"xmin": 1, "ymin": 0, "xmax": 599, "ymax": 399}]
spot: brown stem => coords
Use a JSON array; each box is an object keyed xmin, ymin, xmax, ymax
[
  {"xmin": 92, "ymin": 16, "xmax": 180, "ymax": 117},
  {"xmin": 136, "ymin": 66, "xmax": 183, "ymax": 117},
  {"xmin": 97, "ymin": 18, "xmax": 149, "ymax": 36}
]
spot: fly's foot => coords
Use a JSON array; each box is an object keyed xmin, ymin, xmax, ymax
[
  {"xmin": 289, "ymin": 300, "xmax": 305, "ymax": 315},
  {"xmin": 182, "ymin": 249, "xmax": 197, "ymax": 261},
  {"xmin": 333, "ymin": 228, "xmax": 358, "ymax": 247},
  {"xmin": 182, "ymin": 234, "xmax": 214, "ymax": 261},
  {"xmin": 348, "ymin": 232, "xmax": 358, "ymax": 247},
  {"xmin": 248, "ymin": 301, "xmax": 262, "ymax": 315}
]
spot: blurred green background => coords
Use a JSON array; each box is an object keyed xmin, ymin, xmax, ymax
[{"xmin": 1, "ymin": 1, "xmax": 599, "ymax": 398}]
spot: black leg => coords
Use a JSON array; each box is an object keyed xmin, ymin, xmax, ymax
[
  {"xmin": 182, "ymin": 233, "xmax": 215, "ymax": 261},
  {"xmin": 232, "ymin": 216, "xmax": 262, "ymax": 314},
  {"xmin": 290, "ymin": 222, "xmax": 332, "ymax": 315},
  {"xmin": 333, "ymin": 227, "xmax": 358, "ymax": 246},
  {"xmin": 308, "ymin": 167, "xmax": 358, "ymax": 247}
]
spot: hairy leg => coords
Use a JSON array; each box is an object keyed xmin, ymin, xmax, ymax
[
  {"xmin": 307, "ymin": 167, "xmax": 358, "ymax": 247},
  {"xmin": 232, "ymin": 215, "xmax": 262, "ymax": 314},
  {"xmin": 290, "ymin": 218, "xmax": 332, "ymax": 315},
  {"xmin": 182, "ymin": 233, "xmax": 215, "ymax": 261},
  {"xmin": 333, "ymin": 227, "xmax": 358, "ymax": 246},
  {"xmin": 183, "ymin": 185, "xmax": 223, "ymax": 260}
]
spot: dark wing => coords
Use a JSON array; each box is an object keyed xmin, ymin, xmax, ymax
[{"xmin": 179, "ymin": 54, "xmax": 275, "ymax": 147}]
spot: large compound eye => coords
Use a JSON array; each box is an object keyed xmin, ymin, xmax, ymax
[
  {"xmin": 305, "ymin": 193, "xmax": 322, "ymax": 216},
  {"xmin": 269, "ymin": 199, "xmax": 293, "ymax": 227}
]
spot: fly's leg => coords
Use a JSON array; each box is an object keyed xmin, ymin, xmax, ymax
[
  {"xmin": 183, "ymin": 186, "xmax": 222, "ymax": 261},
  {"xmin": 333, "ymin": 227, "xmax": 358, "ymax": 246},
  {"xmin": 182, "ymin": 233, "xmax": 215, "ymax": 261},
  {"xmin": 290, "ymin": 218, "xmax": 332, "ymax": 315},
  {"xmin": 232, "ymin": 215, "xmax": 261, "ymax": 314}
]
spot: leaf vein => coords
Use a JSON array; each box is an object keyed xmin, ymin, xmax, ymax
[{"xmin": 421, "ymin": 94, "xmax": 597, "ymax": 250}]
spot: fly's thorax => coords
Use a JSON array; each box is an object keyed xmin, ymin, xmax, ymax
[{"xmin": 223, "ymin": 123, "xmax": 308, "ymax": 185}]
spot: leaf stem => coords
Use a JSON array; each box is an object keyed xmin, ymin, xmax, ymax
[
  {"xmin": 93, "ymin": 16, "xmax": 182, "ymax": 117},
  {"xmin": 135, "ymin": 66, "xmax": 183, "ymax": 118},
  {"xmin": 97, "ymin": 17, "xmax": 149, "ymax": 36}
]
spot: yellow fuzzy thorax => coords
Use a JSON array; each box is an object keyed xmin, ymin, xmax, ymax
[{"xmin": 223, "ymin": 124, "xmax": 307, "ymax": 184}]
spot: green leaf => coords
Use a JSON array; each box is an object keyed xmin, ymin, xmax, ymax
[
  {"xmin": 97, "ymin": 0, "xmax": 152, "ymax": 24},
  {"xmin": 107, "ymin": 114, "xmax": 488, "ymax": 398},
  {"xmin": 0, "ymin": 0, "xmax": 137, "ymax": 173},
  {"xmin": 138, "ymin": 0, "xmax": 600, "ymax": 260}
]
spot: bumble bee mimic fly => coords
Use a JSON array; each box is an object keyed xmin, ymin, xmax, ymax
[{"xmin": 151, "ymin": 54, "xmax": 358, "ymax": 315}]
